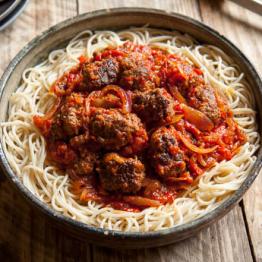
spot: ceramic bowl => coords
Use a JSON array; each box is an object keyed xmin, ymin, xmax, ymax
[{"xmin": 0, "ymin": 8, "xmax": 261, "ymax": 248}]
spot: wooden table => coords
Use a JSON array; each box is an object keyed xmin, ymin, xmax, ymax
[{"xmin": 0, "ymin": 1, "xmax": 261, "ymax": 261}]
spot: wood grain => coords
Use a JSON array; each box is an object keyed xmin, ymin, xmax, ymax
[
  {"xmin": 78, "ymin": 0, "xmax": 255, "ymax": 260},
  {"xmin": 0, "ymin": 179, "xmax": 253, "ymax": 262},
  {"xmin": 91, "ymin": 207, "xmax": 252, "ymax": 262},
  {"xmin": 0, "ymin": 180, "xmax": 92, "ymax": 262},
  {"xmin": 78, "ymin": 0, "xmax": 201, "ymax": 20},
  {"xmin": 0, "ymin": 0, "xmax": 260, "ymax": 261},
  {"xmin": 199, "ymin": 1, "xmax": 262, "ymax": 261},
  {"xmin": 0, "ymin": 0, "xmax": 77, "ymax": 76},
  {"xmin": 0, "ymin": 0, "xmax": 87, "ymax": 261}
]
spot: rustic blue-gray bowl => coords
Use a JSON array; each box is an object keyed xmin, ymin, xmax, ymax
[{"xmin": 0, "ymin": 8, "xmax": 261, "ymax": 248}]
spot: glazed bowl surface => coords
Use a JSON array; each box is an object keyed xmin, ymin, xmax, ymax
[{"xmin": 0, "ymin": 8, "xmax": 261, "ymax": 248}]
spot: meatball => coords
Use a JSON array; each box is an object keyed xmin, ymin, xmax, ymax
[
  {"xmin": 89, "ymin": 108, "xmax": 148, "ymax": 152},
  {"xmin": 187, "ymin": 83, "xmax": 221, "ymax": 123},
  {"xmin": 67, "ymin": 148, "xmax": 98, "ymax": 177},
  {"xmin": 132, "ymin": 88, "xmax": 175, "ymax": 127},
  {"xmin": 149, "ymin": 126, "xmax": 186, "ymax": 179},
  {"xmin": 119, "ymin": 51, "xmax": 159, "ymax": 91},
  {"xmin": 51, "ymin": 93, "xmax": 87, "ymax": 138},
  {"xmin": 48, "ymin": 141, "xmax": 77, "ymax": 166},
  {"xmin": 97, "ymin": 153, "xmax": 145, "ymax": 193},
  {"xmin": 167, "ymin": 59, "xmax": 221, "ymax": 123},
  {"xmin": 82, "ymin": 58, "xmax": 120, "ymax": 90},
  {"xmin": 60, "ymin": 106, "xmax": 83, "ymax": 136}
]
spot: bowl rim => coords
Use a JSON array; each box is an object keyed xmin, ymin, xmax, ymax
[{"xmin": 0, "ymin": 7, "xmax": 261, "ymax": 239}]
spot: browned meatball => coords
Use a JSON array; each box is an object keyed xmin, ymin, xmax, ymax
[
  {"xmin": 89, "ymin": 108, "xmax": 147, "ymax": 151},
  {"xmin": 60, "ymin": 106, "xmax": 83, "ymax": 136},
  {"xmin": 132, "ymin": 88, "xmax": 175, "ymax": 127},
  {"xmin": 82, "ymin": 58, "xmax": 120, "ymax": 90},
  {"xmin": 150, "ymin": 126, "xmax": 186, "ymax": 180},
  {"xmin": 50, "ymin": 93, "xmax": 87, "ymax": 139},
  {"xmin": 67, "ymin": 148, "xmax": 98, "ymax": 177},
  {"xmin": 119, "ymin": 52, "xmax": 159, "ymax": 91},
  {"xmin": 167, "ymin": 59, "xmax": 221, "ymax": 123},
  {"xmin": 187, "ymin": 83, "xmax": 221, "ymax": 123},
  {"xmin": 97, "ymin": 153, "xmax": 145, "ymax": 193}
]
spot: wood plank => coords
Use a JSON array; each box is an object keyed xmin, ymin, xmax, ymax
[
  {"xmin": 78, "ymin": 0, "xmax": 201, "ymax": 20},
  {"xmin": 0, "ymin": 1, "xmax": 92, "ymax": 261},
  {"xmin": 199, "ymin": 1, "xmax": 262, "ymax": 261},
  {"xmin": 78, "ymin": 0, "xmax": 254, "ymax": 261},
  {"xmin": 244, "ymin": 183, "xmax": 262, "ymax": 262},
  {"xmin": 92, "ymin": 207, "xmax": 252, "ymax": 262},
  {"xmin": 0, "ymin": 0, "xmax": 77, "ymax": 75},
  {"xmin": 0, "ymin": 180, "xmax": 92, "ymax": 262},
  {"xmin": 199, "ymin": 0, "xmax": 262, "ymax": 74},
  {"xmin": 0, "ymin": 0, "xmax": 258, "ymax": 261}
]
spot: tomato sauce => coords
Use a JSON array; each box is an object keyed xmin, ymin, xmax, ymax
[{"xmin": 33, "ymin": 42, "xmax": 247, "ymax": 211}]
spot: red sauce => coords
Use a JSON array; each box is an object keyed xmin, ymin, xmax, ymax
[{"xmin": 33, "ymin": 42, "xmax": 247, "ymax": 211}]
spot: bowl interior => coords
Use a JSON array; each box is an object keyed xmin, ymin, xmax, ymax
[{"xmin": 0, "ymin": 8, "xmax": 261, "ymax": 248}]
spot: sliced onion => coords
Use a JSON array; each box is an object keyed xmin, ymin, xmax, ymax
[
  {"xmin": 123, "ymin": 196, "xmax": 161, "ymax": 207},
  {"xmin": 33, "ymin": 96, "xmax": 61, "ymax": 134},
  {"xmin": 53, "ymin": 82, "xmax": 75, "ymax": 96},
  {"xmin": 125, "ymin": 90, "xmax": 133, "ymax": 113},
  {"xmin": 104, "ymin": 153, "xmax": 125, "ymax": 164},
  {"xmin": 181, "ymin": 104, "xmax": 214, "ymax": 132},
  {"xmin": 169, "ymin": 86, "xmax": 187, "ymax": 104},
  {"xmin": 80, "ymin": 188, "xmax": 102, "ymax": 202},
  {"xmin": 42, "ymin": 96, "xmax": 62, "ymax": 120},
  {"xmin": 101, "ymin": 85, "xmax": 131, "ymax": 113},
  {"xmin": 168, "ymin": 86, "xmax": 214, "ymax": 131},
  {"xmin": 197, "ymin": 154, "xmax": 207, "ymax": 167},
  {"xmin": 178, "ymin": 132, "xmax": 217, "ymax": 154},
  {"xmin": 71, "ymin": 177, "xmax": 102, "ymax": 202},
  {"xmin": 169, "ymin": 114, "xmax": 183, "ymax": 125},
  {"xmin": 51, "ymin": 65, "xmax": 82, "ymax": 96},
  {"xmin": 85, "ymin": 90, "xmax": 101, "ymax": 115},
  {"xmin": 166, "ymin": 172, "xmax": 193, "ymax": 183},
  {"xmin": 87, "ymin": 85, "xmax": 131, "ymax": 113}
]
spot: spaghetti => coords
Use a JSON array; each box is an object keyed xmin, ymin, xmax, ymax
[{"xmin": 0, "ymin": 28, "xmax": 259, "ymax": 232}]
